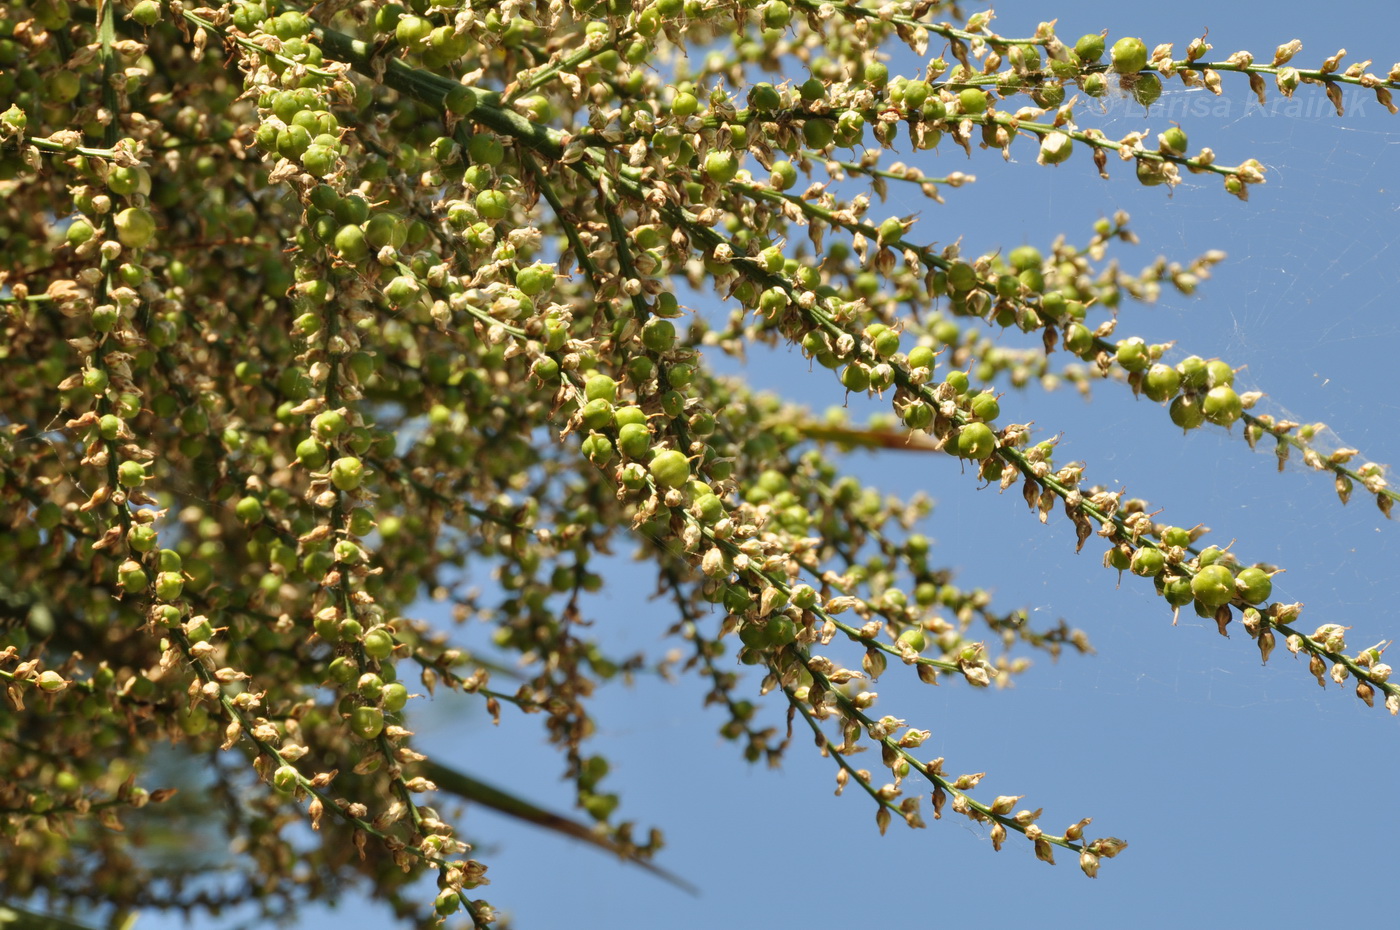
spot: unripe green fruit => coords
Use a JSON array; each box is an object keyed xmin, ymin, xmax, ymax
[
  {"xmin": 840, "ymin": 363, "xmax": 870, "ymax": 393},
  {"xmin": 128, "ymin": 524, "xmax": 157, "ymax": 552},
  {"xmin": 954, "ymin": 422, "xmax": 997, "ymax": 460},
  {"xmin": 476, "ymin": 189, "xmax": 510, "ymax": 220},
  {"xmin": 296, "ymin": 437, "xmax": 329, "ymax": 469},
  {"xmin": 1115, "ymin": 338, "xmax": 1150, "ymax": 373},
  {"xmin": 1130, "ymin": 547, "xmax": 1166, "ymax": 577},
  {"xmin": 364, "ymin": 212, "xmax": 406, "ymax": 250},
  {"xmin": 515, "ymin": 262, "xmax": 554, "ymax": 296},
  {"xmin": 1133, "ymin": 73, "xmax": 1163, "ymax": 107},
  {"xmin": 1160, "ymin": 125, "xmax": 1188, "ymax": 155},
  {"xmin": 1206, "ymin": 359, "xmax": 1235, "ymax": 388},
  {"xmin": 907, "ymin": 345, "xmax": 936, "ymax": 371},
  {"xmin": 312, "ymin": 410, "xmax": 348, "ymax": 440},
  {"xmin": 649, "ymin": 449, "xmax": 690, "ymax": 488},
  {"xmin": 329, "ymin": 456, "xmax": 365, "ymax": 490},
  {"xmin": 748, "ymin": 82, "xmax": 782, "ymax": 110},
  {"xmin": 1169, "ymin": 395, "xmax": 1205, "ymax": 430},
  {"xmin": 381, "ymin": 681, "xmax": 409, "ymax": 712},
  {"xmin": 943, "ymin": 370, "xmax": 970, "ymax": 395},
  {"xmin": 1234, "ymin": 567, "xmax": 1273, "ymax": 605},
  {"xmin": 897, "ymin": 627, "xmax": 927, "ymax": 652},
  {"xmin": 350, "ymin": 705, "xmax": 385, "ymax": 740},
  {"xmin": 1202, "ymin": 386, "xmax": 1243, "ymax": 427},
  {"xmin": 878, "ymin": 216, "xmax": 903, "ymax": 244},
  {"xmin": 617, "ymin": 422, "xmax": 652, "ymax": 459},
  {"xmin": 1162, "ymin": 575, "xmax": 1194, "ymax": 607},
  {"xmin": 1142, "ymin": 363, "xmax": 1181, "ymax": 402},
  {"xmin": 113, "ymin": 208, "xmax": 156, "ymax": 248},
  {"xmin": 584, "ymin": 373, "xmax": 617, "ymax": 403},
  {"xmin": 37, "ymin": 671, "xmax": 68, "ymax": 693},
  {"xmin": 802, "ymin": 118, "xmax": 835, "ymax": 148},
  {"xmin": 235, "ymin": 496, "xmax": 264, "ymax": 524},
  {"xmin": 1177, "ymin": 355, "xmax": 1208, "ymax": 389},
  {"xmin": 1161, "ymin": 526, "xmax": 1192, "ymax": 548},
  {"xmin": 969, "ymin": 392, "xmax": 1000, "ymax": 422},
  {"xmin": 1064, "ymin": 322, "xmax": 1095, "ymax": 357},
  {"xmin": 363, "ymin": 627, "xmax": 395, "ymax": 659},
  {"xmin": 579, "ymin": 398, "xmax": 615, "ymax": 430},
  {"xmin": 958, "ymin": 88, "xmax": 989, "ymax": 114},
  {"xmin": 704, "ymin": 149, "xmax": 740, "ymax": 184},
  {"xmin": 1075, "ymin": 33, "xmax": 1105, "ymax": 63},
  {"xmin": 581, "ymin": 431, "xmax": 613, "ymax": 465},
  {"xmin": 333, "ymin": 224, "xmax": 368, "ymax": 261},
  {"xmin": 154, "ymin": 571, "xmax": 184, "ymax": 601},
  {"xmin": 348, "ymin": 507, "xmax": 376, "ymax": 537},
  {"xmin": 769, "ymin": 159, "xmax": 797, "ymax": 190},
  {"xmin": 272, "ymin": 765, "xmax": 299, "ymax": 793},
  {"xmin": 1191, "ymin": 564, "xmax": 1236, "ymax": 608},
  {"xmin": 1110, "ymin": 37, "xmax": 1148, "ymax": 74},
  {"xmin": 118, "ymin": 560, "xmax": 149, "ymax": 591},
  {"xmin": 117, "ymin": 460, "xmax": 147, "ymax": 487}
]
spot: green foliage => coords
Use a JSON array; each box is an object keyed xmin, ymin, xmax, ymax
[{"xmin": 1, "ymin": 0, "xmax": 1397, "ymax": 927}]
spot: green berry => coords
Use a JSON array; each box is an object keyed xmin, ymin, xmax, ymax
[
  {"xmin": 953, "ymin": 422, "xmax": 997, "ymax": 460},
  {"xmin": 649, "ymin": 449, "xmax": 690, "ymax": 488},
  {"xmin": 363, "ymin": 627, "xmax": 395, "ymax": 659},
  {"xmin": 958, "ymin": 88, "xmax": 989, "ymax": 114},
  {"xmin": 1115, "ymin": 338, "xmax": 1150, "ymax": 373},
  {"xmin": 1206, "ymin": 359, "xmax": 1235, "ymax": 388},
  {"xmin": 1075, "ymin": 34, "xmax": 1106, "ymax": 63},
  {"xmin": 1177, "ymin": 355, "xmax": 1208, "ymax": 389},
  {"xmin": 584, "ymin": 373, "xmax": 618, "ymax": 403},
  {"xmin": 907, "ymin": 345, "xmax": 935, "ymax": 371},
  {"xmin": 969, "ymin": 392, "xmax": 1000, "ymax": 422},
  {"xmin": 272, "ymin": 765, "xmax": 299, "ymax": 793},
  {"xmin": 704, "ymin": 149, "xmax": 740, "ymax": 184},
  {"xmin": 350, "ymin": 705, "xmax": 385, "ymax": 740},
  {"xmin": 113, "ymin": 208, "xmax": 156, "ymax": 248},
  {"xmin": 1169, "ymin": 395, "xmax": 1205, "ymax": 430},
  {"xmin": 1142, "ymin": 363, "xmax": 1181, "ymax": 402},
  {"xmin": 617, "ymin": 422, "xmax": 652, "ymax": 460},
  {"xmin": 1110, "ymin": 37, "xmax": 1148, "ymax": 75},
  {"xmin": 1234, "ymin": 567, "xmax": 1273, "ymax": 605},
  {"xmin": 329, "ymin": 456, "xmax": 365, "ymax": 490},
  {"xmin": 117, "ymin": 460, "xmax": 147, "ymax": 487},
  {"xmin": 1130, "ymin": 547, "xmax": 1166, "ymax": 577},
  {"xmin": 1202, "ymin": 386, "xmax": 1243, "ymax": 427},
  {"xmin": 1191, "ymin": 564, "xmax": 1236, "ymax": 608}
]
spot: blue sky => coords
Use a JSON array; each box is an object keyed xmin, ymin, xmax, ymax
[{"xmin": 139, "ymin": 1, "xmax": 1400, "ymax": 927}]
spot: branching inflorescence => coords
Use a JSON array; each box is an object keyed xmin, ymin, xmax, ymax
[{"xmin": 0, "ymin": 0, "xmax": 1395, "ymax": 925}]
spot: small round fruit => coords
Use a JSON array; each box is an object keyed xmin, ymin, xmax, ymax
[
  {"xmin": 117, "ymin": 460, "xmax": 147, "ymax": 487},
  {"xmin": 1142, "ymin": 363, "xmax": 1181, "ymax": 403},
  {"xmin": 953, "ymin": 422, "xmax": 997, "ymax": 460},
  {"xmin": 1130, "ymin": 547, "xmax": 1167, "ymax": 578},
  {"xmin": 272, "ymin": 765, "xmax": 299, "ymax": 793},
  {"xmin": 648, "ymin": 449, "xmax": 690, "ymax": 488},
  {"xmin": 1115, "ymin": 338, "xmax": 1150, "ymax": 373},
  {"xmin": 349, "ymin": 705, "xmax": 385, "ymax": 740},
  {"xmin": 1169, "ymin": 395, "xmax": 1205, "ymax": 431},
  {"xmin": 329, "ymin": 456, "xmax": 365, "ymax": 490},
  {"xmin": 958, "ymin": 88, "xmax": 989, "ymax": 114},
  {"xmin": 113, "ymin": 208, "xmax": 156, "ymax": 248},
  {"xmin": 1110, "ymin": 37, "xmax": 1148, "ymax": 74},
  {"xmin": 1191, "ymin": 564, "xmax": 1236, "ymax": 608},
  {"xmin": 1202, "ymin": 386, "xmax": 1243, "ymax": 427},
  {"xmin": 1075, "ymin": 33, "xmax": 1105, "ymax": 63},
  {"xmin": 704, "ymin": 150, "xmax": 740, "ymax": 184},
  {"xmin": 1234, "ymin": 567, "xmax": 1273, "ymax": 605},
  {"xmin": 969, "ymin": 392, "xmax": 1000, "ymax": 422},
  {"xmin": 362, "ymin": 627, "xmax": 395, "ymax": 659}
]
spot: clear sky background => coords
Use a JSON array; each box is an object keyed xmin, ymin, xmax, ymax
[{"xmin": 141, "ymin": 1, "xmax": 1400, "ymax": 928}]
